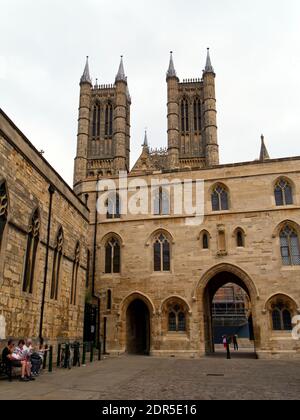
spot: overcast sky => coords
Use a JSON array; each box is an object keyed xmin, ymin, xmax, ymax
[{"xmin": 1, "ymin": 0, "xmax": 300, "ymax": 186}]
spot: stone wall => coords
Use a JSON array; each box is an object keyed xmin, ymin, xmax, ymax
[{"xmin": 0, "ymin": 109, "xmax": 89, "ymax": 349}]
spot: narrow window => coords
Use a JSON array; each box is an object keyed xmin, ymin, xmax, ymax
[
  {"xmin": 203, "ymin": 233, "xmax": 209, "ymax": 250},
  {"xmin": 153, "ymin": 187, "xmax": 170, "ymax": 216},
  {"xmin": 280, "ymin": 225, "xmax": 300, "ymax": 266},
  {"xmin": 70, "ymin": 243, "xmax": 80, "ymax": 305},
  {"xmin": 105, "ymin": 238, "xmax": 121, "ymax": 274},
  {"xmin": 107, "ymin": 290, "xmax": 112, "ymax": 310},
  {"xmin": 181, "ymin": 99, "xmax": 189, "ymax": 133},
  {"xmin": 236, "ymin": 230, "xmax": 245, "ymax": 247},
  {"xmin": 23, "ymin": 209, "xmax": 40, "ymax": 294},
  {"xmin": 51, "ymin": 228, "xmax": 64, "ymax": 300},
  {"xmin": 107, "ymin": 194, "xmax": 121, "ymax": 219},
  {"xmin": 193, "ymin": 99, "xmax": 201, "ymax": 132},
  {"xmin": 0, "ymin": 182, "xmax": 8, "ymax": 252},
  {"xmin": 153, "ymin": 233, "xmax": 170, "ymax": 272}
]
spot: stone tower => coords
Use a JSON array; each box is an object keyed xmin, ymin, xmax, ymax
[
  {"xmin": 73, "ymin": 57, "xmax": 131, "ymax": 188},
  {"xmin": 166, "ymin": 50, "xmax": 219, "ymax": 169}
]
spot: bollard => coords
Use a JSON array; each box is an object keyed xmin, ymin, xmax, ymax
[
  {"xmin": 98, "ymin": 341, "xmax": 101, "ymax": 361},
  {"xmin": 64, "ymin": 344, "xmax": 70, "ymax": 369},
  {"xmin": 43, "ymin": 346, "xmax": 48, "ymax": 370},
  {"xmin": 82, "ymin": 342, "xmax": 86, "ymax": 366},
  {"xmin": 48, "ymin": 346, "xmax": 53, "ymax": 373},
  {"xmin": 90, "ymin": 344, "xmax": 94, "ymax": 363},
  {"xmin": 57, "ymin": 344, "xmax": 61, "ymax": 367}
]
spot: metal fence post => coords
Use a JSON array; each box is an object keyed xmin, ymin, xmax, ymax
[
  {"xmin": 82, "ymin": 342, "xmax": 86, "ymax": 366},
  {"xmin": 57, "ymin": 344, "xmax": 61, "ymax": 367},
  {"xmin": 90, "ymin": 343, "xmax": 94, "ymax": 363},
  {"xmin": 48, "ymin": 346, "xmax": 53, "ymax": 373}
]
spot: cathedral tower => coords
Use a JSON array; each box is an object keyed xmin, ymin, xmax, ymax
[
  {"xmin": 74, "ymin": 57, "xmax": 131, "ymax": 188},
  {"xmin": 166, "ymin": 49, "xmax": 219, "ymax": 169}
]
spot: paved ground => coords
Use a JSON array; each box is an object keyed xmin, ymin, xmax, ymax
[{"xmin": 0, "ymin": 355, "xmax": 299, "ymax": 400}]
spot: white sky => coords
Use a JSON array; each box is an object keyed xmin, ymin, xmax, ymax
[{"xmin": 1, "ymin": 0, "xmax": 300, "ymax": 186}]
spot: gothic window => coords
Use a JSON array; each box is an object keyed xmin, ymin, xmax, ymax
[
  {"xmin": 168, "ymin": 304, "xmax": 186, "ymax": 332},
  {"xmin": 280, "ymin": 225, "xmax": 300, "ymax": 266},
  {"xmin": 105, "ymin": 237, "xmax": 121, "ymax": 274},
  {"xmin": 0, "ymin": 181, "xmax": 8, "ymax": 252},
  {"xmin": 181, "ymin": 99, "xmax": 189, "ymax": 133},
  {"xmin": 106, "ymin": 193, "xmax": 121, "ymax": 219},
  {"xmin": 107, "ymin": 289, "xmax": 112, "ymax": 310},
  {"xmin": 50, "ymin": 228, "xmax": 64, "ymax": 300},
  {"xmin": 202, "ymin": 232, "xmax": 209, "ymax": 250},
  {"xmin": 271, "ymin": 300, "xmax": 292, "ymax": 331},
  {"xmin": 275, "ymin": 179, "xmax": 293, "ymax": 206},
  {"xmin": 70, "ymin": 242, "xmax": 80, "ymax": 305},
  {"xmin": 92, "ymin": 103, "xmax": 101, "ymax": 138},
  {"xmin": 153, "ymin": 187, "xmax": 170, "ymax": 216},
  {"xmin": 154, "ymin": 233, "xmax": 170, "ymax": 272},
  {"xmin": 236, "ymin": 229, "xmax": 245, "ymax": 247},
  {"xmin": 212, "ymin": 185, "xmax": 229, "ymax": 211},
  {"xmin": 23, "ymin": 209, "xmax": 40, "ymax": 294},
  {"xmin": 193, "ymin": 98, "xmax": 202, "ymax": 132},
  {"xmin": 105, "ymin": 103, "xmax": 113, "ymax": 137}
]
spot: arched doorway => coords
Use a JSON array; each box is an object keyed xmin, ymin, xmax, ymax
[
  {"xmin": 126, "ymin": 299, "xmax": 150, "ymax": 355},
  {"xmin": 202, "ymin": 268, "xmax": 258, "ymax": 357}
]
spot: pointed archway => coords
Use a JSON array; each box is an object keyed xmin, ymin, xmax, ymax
[
  {"xmin": 195, "ymin": 263, "xmax": 260, "ymax": 357},
  {"xmin": 126, "ymin": 299, "xmax": 150, "ymax": 355}
]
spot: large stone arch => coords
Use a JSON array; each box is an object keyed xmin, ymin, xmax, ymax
[{"xmin": 194, "ymin": 263, "xmax": 260, "ymax": 355}]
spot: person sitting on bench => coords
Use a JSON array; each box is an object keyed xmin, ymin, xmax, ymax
[{"xmin": 11, "ymin": 340, "xmax": 35, "ymax": 382}]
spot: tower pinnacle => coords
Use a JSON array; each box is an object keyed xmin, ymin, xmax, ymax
[
  {"xmin": 166, "ymin": 51, "xmax": 177, "ymax": 80},
  {"xmin": 204, "ymin": 48, "xmax": 215, "ymax": 74},
  {"xmin": 80, "ymin": 56, "xmax": 92, "ymax": 85},
  {"xmin": 115, "ymin": 56, "xmax": 127, "ymax": 83},
  {"xmin": 259, "ymin": 135, "xmax": 270, "ymax": 161}
]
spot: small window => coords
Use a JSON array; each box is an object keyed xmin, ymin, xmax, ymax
[
  {"xmin": 153, "ymin": 187, "xmax": 170, "ymax": 216},
  {"xmin": 106, "ymin": 194, "xmax": 121, "ymax": 219},
  {"xmin": 275, "ymin": 179, "xmax": 293, "ymax": 206},
  {"xmin": 107, "ymin": 290, "xmax": 112, "ymax": 310},
  {"xmin": 203, "ymin": 233, "xmax": 209, "ymax": 250},
  {"xmin": 212, "ymin": 185, "xmax": 229, "ymax": 211},
  {"xmin": 236, "ymin": 230, "xmax": 245, "ymax": 247},
  {"xmin": 271, "ymin": 301, "xmax": 293, "ymax": 331},
  {"xmin": 168, "ymin": 304, "xmax": 186, "ymax": 332}
]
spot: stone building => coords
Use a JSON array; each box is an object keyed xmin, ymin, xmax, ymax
[
  {"xmin": 1, "ymin": 49, "xmax": 300, "ymax": 359},
  {"xmin": 74, "ymin": 51, "xmax": 300, "ymax": 359},
  {"xmin": 0, "ymin": 109, "xmax": 89, "ymax": 346}
]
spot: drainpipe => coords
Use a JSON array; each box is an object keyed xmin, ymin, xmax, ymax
[
  {"xmin": 39, "ymin": 184, "xmax": 55, "ymax": 342},
  {"xmin": 92, "ymin": 178, "xmax": 101, "ymax": 354}
]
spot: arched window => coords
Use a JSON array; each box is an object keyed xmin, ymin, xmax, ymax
[
  {"xmin": 275, "ymin": 179, "xmax": 293, "ymax": 206},
  {"xmin": 105, "ymin": 103, "xmax": 113, "ymax": 137},
  {"xmin": 193, "ymin": 98, "xmax": 201, "ymax": 132},
  {"xmin": 154, "ymin": 233, "xmax": 170, "ymax": 272},
  {"xmin": 92, "ymin": 103, "xmax": 101, "ymax": 138},
  {"xmin": 70, "ymin": 242, "xmax": 80, "ymax": 305},
  {"xmin": 211, "ymin": 184, "xmax": 229, "ymax": 211},
  {"xmin": 51, "ymin": 228, "xmax": 64, "ymax": 300},
  {"xmin": 107, "ymin": 289, "xmax": 112, "ymax": 310},
  {"xmin": 181, "ymin": 99, "xmax": 189, "ymax": 133},
  {"xmin": 168, "ymin": 304, "xmax": 186, "ymax": 332},
  {"xmin": 0, "ymin": 181, "xmax": 8, "ymax": 252},
  {"xmin": 280, "ymin": 225, "xmax": 300, "ymax": 266},
  {"xmin": 203, "ymin": 233, "xmax": 209, "ymax": 249},
  {"xmin": 236, "ymin": 229, "xmax": 245, "ymax": 247},
  {"xmin": 106, "ymin": 193, "xmax": 121, "ymax": 219},
  {"xmin": 23, "ymin": 209, "xmax": 40, "ymax": 294},
  {"xmin": 105, "ymin": 237, "xmax": 121, "ymax": 274},
  {"xmin": 271, "ymin": 300, "xmax": 293, "ymax": 331},
  {"xmin": 153, "ymin": 187, "xmax": 170, "ymax": 216}
]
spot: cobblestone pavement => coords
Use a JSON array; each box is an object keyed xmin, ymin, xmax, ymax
[{"xmin": 0, "ymin": 355, "xmax": 299, "ymax": 400}]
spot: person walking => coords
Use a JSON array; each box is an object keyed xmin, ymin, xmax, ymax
[{"xmin": 233, "ymin": 335, "xmax": 239, "ymax": 351}]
